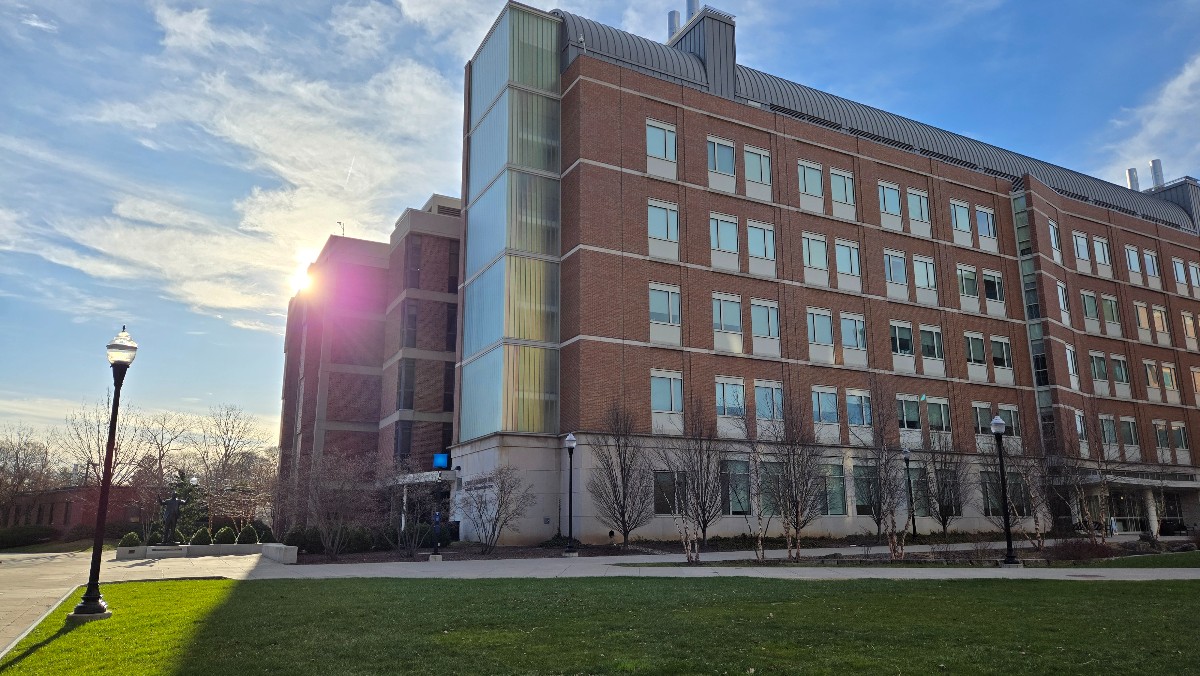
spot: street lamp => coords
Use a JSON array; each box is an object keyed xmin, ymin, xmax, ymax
[
  {"xmin": 902, "ymin": 448, "xmax": 917, "ymax": 537},
  {"xmin": 69, "ymin": 327, "xmax": 138, "ymax": 621},
  {"xmin": 990, "ymin": 415, "xmax": 1019, "ymax": 565},
  {"xmin": 564, "ymin": 433, "xmax": 577, "ymax": 555}
]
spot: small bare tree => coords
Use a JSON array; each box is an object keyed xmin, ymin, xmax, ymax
[
  {"xmin": 758, "ymin": 402, "xmax": 826, "ymax": 562},
  {"xmin": 0, "ymin": 424, "xmax": 64, "ymax": 524},
  {"xmin": 586, "ymin": 404, "xmax": 654, "ymax": 547},
  {"xmin": 655, "ymin": 408, "xmax": 726, "ymax": 564},
  {"xmin": 980, "ymin": 445, "xmax": 1051, "ymax": 552},
  {"xmin": 456, "ymin": 464, "xmax": 536, "ymax": 554},
  {"xmin": 381, "ymin": 459, "xmax": 447, "ymax": 557},
  {"xmin": 194, "ymin": 404, "xmax": 264, "ymax": 527},
  {"xmin": 57, "ymin": 394, "xmax": 145, "ymax": 487},
  {"xmin": 1047, "ymin": 399, "xmax": 1117, "ymax": 544},
  {"xmin": 307, "ymin": 451, "xmax": 380, "ymax": 559},
  {"xmin": 857, "ymin": 443, "xmax": 908, "ymax": 559},
  {"xmin": 923, "ymin": 434, "xmax": 974, "ymax": 537}
]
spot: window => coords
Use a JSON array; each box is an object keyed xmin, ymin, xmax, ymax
[
  {"xmin": 398, "ymin": 358, "xmax": 416, "ymax": 410},
  {"xmin": 811, "ymin": 387, "xmax": 839, "ymax": 423},
  {"xmin": 798, "ymin": 160, "xmax": 823, "ymax": 197},
  {"xmin": 712, "ymin": 294, "xmax": 741, "ymax": 333},
  {"xmin": 976, "ymin": 207, "xmax": 996, "ymax": 239},
  {"xmin": 441, "ymin": 423, "xmax": 454, "ymax": 454},
  {"xmin": 927, "ymin": 398, "xmax": 951, "ymax": 432},
  {"xmin": 1094, "ymin": 238, "xmax": 1112, "ymax": 265},
  {"xmin": 801, "ymin": 232, "xmax": 827, "ymax": 269},
  {"xmin": 448, "ymin": 241, "xmax": 459, "ymax": 292},
  {"xmin": 755, "ymin": 382, "xmax": 783, "ymax": 420},
  {"xmin": 1065, "ymin": 345, "xmax": 1079, "ymax": 379},
  {"xmin": 402, "ymin": 300, "xmax": 418, "ymax": 348},
  {"xmin": 1056, "ymin": 281, "xmax": 1070, "ymax": 313},
  {"xmin": 646, "ymin": 121, "xmax": 676, "ymax": 161},
  {"xmin": 1152, "ymin": 306, "xmax": 1170, "ymax": 334},
  {"xmin": 878, "ymin": 182, "xmax": 901, "ymax": 215},
  {"xmin": 751, "ymin": 300, "xmax": 779, "ymax": 338},
  {"xmin": 896, "ymin": 396, "xmax": 921, "ymax": 429},
  {"xmin": 1072, "ymin": 232, "xmax": 1090, "ymax": 260},
  {"xmin": 991, "ymin": 336, "xmax": 1013, "ymax": 369},
  {"xmin": 649, "ymin": 284, "xmax": 681, "ymax": 326},
  {"xmin": 1112, "ymin": 356, "xmax": 1130, "ymax": 384},
  {"xmin": 745, "ymin": 146, "xmax": 770, "ymax": 184},
  {"xmin": 1155, "ymin": 421, "xmax": 1171, "ymax": 450},
  {"xmin": 443, "ymin": 363, "xmax": 456, "ymax": 411},
  {"xmin": 973, "ymin": 403, "xmax": 992, "ymax": 434},
  {"xmin": 951, "ymin": 201, "xmax": 971, "ymax": 232},
  {"xmin": 1173, "ymin": 258, "xmax": 1187, "ymax": 284},
  {"xmin": 1100, "ymin": 417, "xmax": 1118, "ymax": 445},
  {"xmin": 707, "ymin": 137, "xmax": 734, "ymax": 175},
  {"xmin": 445, "ymin": 303, "xmax": 458, "ymax": 351},
  {"xmin": 920, "ymin": 325, "xmax": 944, "ymax": 359},
  {"xmin": 884, "ymin": 250, "xmax": 907, "ymax": 284},
  {"xmin": 835, "ymin": 240, "xmax": 860, "ymax": 276},
  {"xmin": 957, "ymin": 266, "xmax": 978, "ymax": 297},
  {"xmin": 807, "ymin": 308, "xmax": 834, "ymax": 345},
  {"xmin": 715, "ymin": 378, "xmax": 745, "ymax": 416},
  {"xmin": 1101, "ymin": 295, "xmax": 1119, "ymax": 323},
  {"xmin": 1184, "ymin": 313, "xmax": 1197, "ymax": 339},
  {"xmin": 709, "ymin": 214, "xmax": 738, "ymax": 253},
  {"xmin": 1090, "ymin": 353, "xmax": 1108, "ymax": 381},
  {"xmin": 1075, "ymin": 411, "xmax": 1087, "ymax": 442},
  {"xmin": 1125, "ymin": 245, "xmax": 1141, "ymax": 274},
  {"xmin": 1172, "ymin": 423, "xmax": 1189, "ymax": 450},
  {"xmin": 964, "ymin": 333, "xmax": 986, "ymax": 365},
  {"xmin": 854, "ymin": 465, "xmax": 880, "ymax": 516},
  {"xmin": 841, "ymin": 313, "xmax": 866, "ymax": 350},
  {"xmin": 648, "ymin": 200, "xmax": 679, "ymax": 242},
  {"xmin": 1119, "ymin": 418, "xmax": 1138, "ymax": 446},
  {"xmin": 830, "ymin": 169, "xmax": 855, "ymax": 205},
  {"xmin": 654, "ymin": 471, "xmax": 685, "ymax": 514},
  {"xmin": 913, "ymin": 256, "xmax": 936, "ymax": 290},
  {"xmin": 1144, "ymin": 250, "xmax": 1160, "ymax": 278},
  {"xmin": 722, "ymin": 459, "xmax": 750, "ymax": 515},
  {"xmin": 846, "ymin": 390, "xmax": 872, "ymax": 426},
  {"xmin": 747, "ymin": 222, "xmax": 775, "ymax": 261},
  {"xmin": 651, "ymin": 371, "xmax": 684, "ymax": 412},
  {"xmin": 1049, "ymin": 221, "xmax": 1062, "ymax": 255},
  {"xmin": 395, "ymin": 421, "xmax": 413, "ymax": 460},
  {"xmin": 1191, "ymin": 262, "xmax": 1200, "ymax": 288},
  {"xmin": 1135, "ymin": 302, "xmax": 1150, "ymax": 330},
  {"xmin": 890, "ymin": 322, "xmax": 914, "ymax": 355},
  {"xmin": 406, "ymin": 235, "xmax": 422, "ymax": 288},
  {"xmin": 907, "ymin": 189, "xmax": 929, "ymax": 222},
  {"xmin": 1163, "ymin": 364, "xmax": 1178, "ymax": 391},
  {"xmin": 1137, "ymin": 359, "xmax": 1156, "ymax": 388},
  {"xmin": 822, "ymin": 465, "xmax": 847, "ymax": 516},
  {"xmin": 1081, "ymin": 292, "xmax": 1099, "ymax": 320},
  {"xmin": 983, "ymin": 471, "xmax": 1029, "ymax": 517},
  {"xmin": 982, "ymin": 270, "xmax": 1004, "ymax": 302}
]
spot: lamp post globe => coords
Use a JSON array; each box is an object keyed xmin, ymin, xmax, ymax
[
  {"xmin": 564, "ymin": 434, "xmax": 577, "ymax": 554},
  {"xmin": 990, "ymin": 415, "xmax": 1019, "ymax": 565},
  {"xmin": 70, "ymin": 327, "xmax": 138, "ymax": 622}
]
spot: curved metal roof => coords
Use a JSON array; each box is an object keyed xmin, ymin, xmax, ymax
[{"xmin": 551, "ymin": 9, "xmax": 1194, "ymax": 231}]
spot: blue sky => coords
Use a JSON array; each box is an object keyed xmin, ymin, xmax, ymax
[{"xmin": 2, "ymin": 0, "xmax": 1198, "ymax": 437}]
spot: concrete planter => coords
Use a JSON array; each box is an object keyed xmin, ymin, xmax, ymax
[
  {"xmin": 116, "ymin": 546, "xmax": 146, "ymax": 560},
  {"xmin": 261, "ymin": 543, "xmax": 298, "ymax": 564},
  {"xmin": 114, "ymin": 542, "xmax": 298, "ymax": 564}
]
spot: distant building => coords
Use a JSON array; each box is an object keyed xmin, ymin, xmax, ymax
[
  {"xmin": 2, "ymin": 485, "xmax": 138, "ymax": 533},
  {"xmin": 278, "ymin": 195, "xmax": 462, "ymax": 500}
]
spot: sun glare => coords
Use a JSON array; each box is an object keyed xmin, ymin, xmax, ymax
[{"xmin": 290, "ymin": 267, "xmax": 312, "ymax": 294}]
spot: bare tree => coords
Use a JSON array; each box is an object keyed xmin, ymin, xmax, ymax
[
  {"xmin": 1046, "ymin": 399, "xmax": 1117, "ymax": 544},
  {"xmin": 980, "ymin": 444, "xmax": 1051, "ymax": 552},
  {"xmin": 194, "ymin": 404, "xmax": 264, "ymax": 527},
  {"xmin": 56, "ymin": 394, "xmax": 145, "ymax": 487},
  {"xmin": 223, "ymin": 448, "xmax": 279, "ymax": 531},
  {"xmin": 307, "ymin": 451, "xmax": 380, "ymax": 559},
  {"xmin": 127, "ymin": 411, "xmax": 196, "ymax": 529},
  {"xmin": 456, "ymin": 464, "xmax": 536, "ymax": 554},
  {"xmin": 727, "ymin": 406, "xmax": 775, "ymax": 561},
  {"xmin": 759, "ymin": 403, "xmax": 827, "ymax": 562},
  {"xmin": 857, "ymin": 443, "xmax": 908, "ymax": 559},
  {"xmin": 655, "ymin": 408, "xmax": 726, "ymax": 564},
  {"xmin": 586, "ymin": 404, "xmax": 654, "ymax": 547},
  {"xmin": 0, "ymin": 424, "xmax": 63, "ymax": 524},
  {"xmin": 923, "ymin": 434, "xmax": 974, "ymax": 537}
]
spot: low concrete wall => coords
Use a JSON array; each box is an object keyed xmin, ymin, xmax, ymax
[
  {"xmin": 113, "ymin": 543, "xmax": 298, "ymax": 564},
  {"xmin": 261, "ymin": 543, "xmax": 298, "ymax": 564}
]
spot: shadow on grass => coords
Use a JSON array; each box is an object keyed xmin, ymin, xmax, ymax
[{"xmin": 2, "ymin": 621, "xmax": 79, "ymax": 670}]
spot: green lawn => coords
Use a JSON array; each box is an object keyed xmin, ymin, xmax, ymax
[
  {"xmin": 4, "ymin": 578, "xmax": 1200, "ymax": 675},
  {"xmin": 1082, "ymin": 550, "xmax": 1200, "ymax": 568},
  {"xmin": 0, "ymin": 539, "xmax": 116, "ymax": 554}
]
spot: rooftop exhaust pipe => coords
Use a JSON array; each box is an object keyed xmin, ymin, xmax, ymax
[
  {"xmin": 1126, "ymin": 168, "xmax": 1140, "ymax": 192},
  {"xmin": 1150, "ymin": 159, "xmax": 1165, "ymax": 188},
  {"xmin": 668, "ymin": 10, "xmax": 680, "ymax": 40},
  {"xmin": 688, "ymin": 0, "xmax": 700, "ymax": 19}
]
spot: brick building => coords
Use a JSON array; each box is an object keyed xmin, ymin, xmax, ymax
[
  {"xmin": 453, "ymin": 3, "xmax": 1200, "ymax": 544},
  {"xmin": 279, "ymin": 195, "xmax": 461, "ymax": 499},
  {"xmin": 2, "ymin": 485, "xmax": 138, "ymax": 533}
]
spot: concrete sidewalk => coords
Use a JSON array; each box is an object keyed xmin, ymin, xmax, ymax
[{"xmin": 2, "ymin": 536, "xmax": 1197, "ymax": 657}]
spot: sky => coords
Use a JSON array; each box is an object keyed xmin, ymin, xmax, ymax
[{"xmin": 1, "ymin": 0, "xmax": 1199, "ymax": 438}]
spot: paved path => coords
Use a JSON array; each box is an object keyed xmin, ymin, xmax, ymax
[{"xmin": 3, "ymin": 536, "xmax": 1197, "ymax": 657}]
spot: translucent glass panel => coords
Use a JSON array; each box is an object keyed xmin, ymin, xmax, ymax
[
  {"xmin": 468, "ymin": 89, "xmax": 561, "ymax": 201},
  {"xmin": 469, "ymin": 8, "xmax": 559, "ymax": 128},
  {"xmin": 459, "ymin": 346, "xmax": 503, "ymax": 442},
  {"xmin": 466, "ymin": 170, "xmax": 561, "ymax": 277},
  {"xmin": 504, "ymin": 345, "xmax": 559, "ymax": 433},
  {"xmin": 462, "ymin": 255, "xmax": 559, "ymax": 358},
  {"xmin": 463, "ymin": 261, "xmax": 505, "ymax": 357}
]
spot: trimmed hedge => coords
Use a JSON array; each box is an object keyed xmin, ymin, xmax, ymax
[
  {"xmin": 258, "ymin": 525, "xmax": 277, "ymax": 544},
  {"xmin": 213, "ymin": 527, "xmax": 237, "ymax": 545},
  {"xmin": 190, "ymin": 528, "xmax": 212, "ymax": 545},
  {"xmin": 283, "ymin": 526, "xmax": 305, "ymax": 548},
  {"xmin": 235, "ymin": 525, "xmax": 258, "ymax": 545},
  {"xmin": 0, "ymin": 525, "xmax": 60, "ymax": 549},
  {"xmin": 117, "ymin": 532, "xmax": 142, "ymax": 547},
  {"xmin": 146, "ymin": 530, "xmax": 163, "ymax": 546}
]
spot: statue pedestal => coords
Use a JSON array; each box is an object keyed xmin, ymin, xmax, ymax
[{"xmin": 146, "ymin": 545, "xmax": 187, "ymax": 558}]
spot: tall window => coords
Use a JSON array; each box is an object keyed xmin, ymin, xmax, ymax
[
  {"xmin": 991, "ymin": 337, "xmax": 1013, "ymax": 369},
  {"xmin": 973, "ymin": 404, "xmax": 992, "ymax": 434},
  {"xmin": 715, "ymin": 379, "xmax": 745, "ymax": 416},
  {"xmin": 1172, "ymin": 423, "xmax": 1189, "ymax": 451},
  {"xmin": 646, "ymin": 121, "xmax": 676, "ymax": 161},
  {"xmin": 807, "ymin": 308, "xmax": 834, "ymax": 345},
  {"xmin": 927, "ymin": 399, "xmax": 951, "ymax": 432},
  {"xmin": 654, "ymin": 471, "xmax": 685, "ymax": 514},
  {"xmin": 878, "ymin": 182, "xmax": 901, "ymax": 215},
  {"xmin": 1162, "ymin": 364, "xmax": 1178, "ymax": 391},
  {"xmin": 712, "ymin": 295, "xmax": 741, "ymax": 333},
  {"xmin": 841, "ymin": 313, "xmax": 866, "ymax": 350},
  {"xmin": 1100, "ymin": 417, "xmax": 1118, "ymax": 445},
  {"xmin": 448, "ymin": 241, "xmax": 460, "ymax": 292},
  {"xmin": 1111, "ymin": 356, "xmax": 1130, "ymax": 384},
  {"xmin": 890, "ymin": 322, "xmax": 914, "ymax": 355},
  {"xmin": 1191, "ymin": 262, "xmax": 1200, "ymax": 288},
  {"xmin": 709, "ymin": 215, "xmax": 738, "ymax": 253},
  {"xmin": 964, "ymin": 334, "xmax": 986, "ymax": 365},
  {"xmin": 896, "ymin": 397, "xmax": 921, "ymax": 429},
  {"xmin": 443, "ymin": 362, "xmax": 456, "ymax": 411},
  {"xmin": 822, "ymin": 466, "xmax": 847, "ymax": 515},
  {"xmin": 913, "ymin": 256, "xmax": 936, "ymax": 290},
  {"xmin": 1144, "ymin": 250, "xmax": 1160, "ymax": 278},
  {"xmin": 445, "ymin": 303, "xmax": 458, "ymax": 351},
  {"xmin": 907, "ymin": 190, "xmax": 929, "ymax": 223},
  {"xmin": 1144, "ymin": 361, "xmax": 1161, "ymax": 389},
  {"xmin": 976, "ymin": 207, "xmax": 996, "ymax": 239},
  {"xmin": 406, "ymin": 235, "xmax": 422, "ymax": 288},
  {"xmin": 1152, "ymin": 306, "xmax": 1170, "ymax": 334},
  {"xmin": 1081, "ymin": 292, "xmax": 1099, "ymax": 320},
  {"xmin": 395, "ymin": 421, "xmax": 413, "ymax": 460},
  {"xmin": 835, "ymin": 241, "xmax": 860, "ymax": 276},
  {"xmin": 398, "ymin": 358, "xmax": 416, "ymax": 410},
  {"xmin": 745, "ymin": 147, "xmax": 771, "ymax": 184},
  {"xmin": 1094, "ymin": 238, "xmax": 1112, "ymax": 265},
  {"xmin": 830, "ymin": 169, "xmax": 855, "ymax": 205},
  {"xmin": 957, "ymin": 266, "xmax": 978, "ymax": 297},
  {"xmin": 1173, "ymin": 258, "xmax": 1187, "ymax": 284},
  {"xmin": 802, "ymin": 233, "xmax": 827, "ymax": 269},
  {"xmin": 651, "ymin": 371, "xmax": 684, "ymax": 413},
  {"xmin": 648, "ymin": 201, "xmax": 679, "ymax": 243},
  {"xmin": 403, "ymin": 300, "xmax": 418, "ymax": 348},
  {"xmin": 951, "ymin": 201, "xmax": 971, "ymax": 232},
  {"xmin": 707, "ymin": 137, "xmax": 735, "ymax": 175},
  {"xmin": 846, "ymin": 391, "xmax": 872, "ymax": 426},
  {"xmin": 1125, "ymin": 245, "xmax": 1142, "ymax": 274},
  {"xmin": 1056, "ymin": 281, "xmax": 1070, "ymax": 313},
  {"xmin": 884, "ymin": 251, "xmax": 907, "ymax": 284},
  {"xmin": 649, "ymin": 284, "xmax": 681, "ymax": 326},
  {"xmin": 1090, "ymin": 353, "xmax": 1108, "ymax": 381},
  {"xmin": 1048, "ymin": 221, "xmax": 1061, "ymax": 255},
  {"xmin": 748, "ymin": 222, "xmax": 776, "ymax": 261},
  {"xmin": 1119, "ymin": 419, "xmax": 1138, "ymax": 447},
  {"xmin": 1072, "ymin": 232, "xmax": 1090, "ymax": 261},
  {"xmin": 755, "ymin": 382, "xmax": 784, "ymax": 421},
  {"xmin": 1101, "ymin": 296, "xmax": 1119, "ymax": 323},
  {"xmin": 982, "ymin": 271, "xmax": 1004, "ymax": 302},
  {"xmin": 920, "ymin": 326, "xmax": 944, "ymax": 359},
  {"xmin": 1135, "ymin": 303, "xmax": 1150, "ymax": 330},
  {"xmin": 751, "ymin": 300, "xmax": 779, "ymax": 338},
  {"xmin": 798, "ymin": 160, "xmax": 823, "ymax": 197},
  {"xmin": 811, "ymin": 387, "xmax": 838, "ymax": 423},
  {"xmin": 1065, "ymin": 345, "xmax": 1079, "ymax": 380},
  {"xmin": 998, "ymin": 407, "xmax": 1018, "ymax": 436}
]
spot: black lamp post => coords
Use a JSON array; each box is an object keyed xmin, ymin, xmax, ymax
[
  {"xmin": 991, "ymin": 415, "xmax": 1019, "ymax": 565},
  {"xmin": 902, "ymin": 448, "xmax": 917, "ymax": 537},
  {"xmin": 564, "ymin": 433, "xmax": 577, "ymax": 555},
  {"xmin": 69, "ymin": 327, "xmax": 138, "ymax": 621}
]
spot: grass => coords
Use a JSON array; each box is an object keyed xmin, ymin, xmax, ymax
[
  {"xmin": 0, "ymin": 539, "xmax": 117, "ymax": 554},
  {"xmin": 622, "ymin": 550, "xmax": 1200, "ymax": 569},
  {"xmin": 1082, "ymin": 550, "xmax": 1200, "ymax": 568},
  {"xmin": 4, "ymin": 578, "xmax": 1200, "ymax": 675}
]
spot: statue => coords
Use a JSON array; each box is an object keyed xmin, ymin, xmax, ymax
[{"xmin": 160, "ymin": 492, "xmax": 187, "ymax": 545}]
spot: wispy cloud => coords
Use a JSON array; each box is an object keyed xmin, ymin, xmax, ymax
[{"xmin": 19, "ymin": 12, "xmax": 57, "ymax": 33}]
